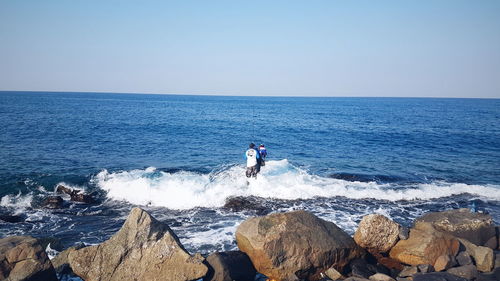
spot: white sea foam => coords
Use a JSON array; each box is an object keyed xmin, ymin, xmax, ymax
[
  {"xmin": 0, "ymin": 192, "xmax": 33, "ymax": 213},
  {"xmin": 93, "ymin": 159, "xmax": 500, "ymax": 210}
]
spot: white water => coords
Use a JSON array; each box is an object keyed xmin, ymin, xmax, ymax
[{"xmin": 92, "ymin": 159, "xmax": 500, "ymax": 210}]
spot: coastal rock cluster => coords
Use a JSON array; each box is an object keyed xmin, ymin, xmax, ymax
[{"xmin": 0, "ymin": 207, "xmax": 498, "ymax": 281}]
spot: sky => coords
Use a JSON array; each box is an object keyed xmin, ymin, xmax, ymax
[{"xmin": 1, "ymin": 1, "xmax": 499, "ymax": 98}]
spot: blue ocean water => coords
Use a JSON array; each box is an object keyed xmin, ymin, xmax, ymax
[{"xmin": 1, "ymin": 91, "xmax": 499, "ymax": 255}]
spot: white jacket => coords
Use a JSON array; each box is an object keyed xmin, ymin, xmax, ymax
[{"xmin": 245, "ymin": 148, "xmax": 258, "ymax": 167}]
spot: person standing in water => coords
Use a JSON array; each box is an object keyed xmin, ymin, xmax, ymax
[
  {"xmin": 245, "ymin": 143, "xmax": 260, "ymax": 178},
  {"xmin": 256, "ymin": 144, "xmax": 267, "ymax": 173}
]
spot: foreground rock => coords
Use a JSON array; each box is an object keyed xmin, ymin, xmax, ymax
[
  {"xmin": 204, "ymin": 251, "xmax": 256, "ymax": 281},
  {"xmin": 56, "ymin": 184, "xmax": 95, "ymax": 204},
  {"xmin": 457, "ymin": 238, "xmax": 494, "ymax": 272},
  {"xmin": 51, "ymin": 242, "xmax": 85, "ymax": 274},
  {"xmin": 415, "ymin": 208, "xmax": 494, "ymax": 246},
  {"xmin": 0, "ymin": 236, "xmax": 57, "ymax": 281},
  {"xmin": 236, "ymin": 210, "xmax": 365, "ymax": 281},
  {"xmin": 389, "ymin": 222, "xmax": 459, "ymax": 266},
  {"xmin": 68, "ymin": 207, "xmax": 208, "ymax": 281},
  {"xmin": 354, "ymin": 214, "xmax": 400, "ymax": 253}
]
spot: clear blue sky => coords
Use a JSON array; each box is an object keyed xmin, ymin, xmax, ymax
[{"xmin": 1, "ymin": 0, "xmax": 499, "ymax": 97}]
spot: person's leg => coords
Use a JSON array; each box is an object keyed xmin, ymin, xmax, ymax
[{"xmin": 246, "ymin": 167, "xmax": 252, "ymax": 178}]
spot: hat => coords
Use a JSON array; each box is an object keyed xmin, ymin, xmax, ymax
[{"xmin": 249, "ymin": 143, "xmax": 255, "ymax": 148}]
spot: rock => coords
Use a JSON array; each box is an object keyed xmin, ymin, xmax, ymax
[
  {"xmin": 458, "ymin": 238, "xmax": 494, "ymax": 272},
  {"xmin": 369, "ymin": 273, "xmax": 396, "ymax": 281},
  {"xmin": 236, "ymin": 210, "xmax": 365, "ymax": 281},
  {"xmin": 434, "ymin": 254, "xmax": 457, "ymax": 272},
  {"xmin": 417, "ymin": 264, "xmax": 435, "ymax": 273},
  {"xmin": 0, "ymin": 214, "xmax": 24, "ymax": 223},
  {"xmin": 415, "ymin": 208, "xmax": 494, "ymax": 246},
  {"xmin": 354, "ymin": 214, "xmax": 400, "ymax": 254},
  {"xmin": 0, "ymin": 236, "xmax": 58, "ymax": 281},
  {"xmin": 324, "ymin": 267, "xmax": 344, "ymax": 280},
  {"xmin": 398, "ymin": 227, "xmax": 410, "ymax": 240},
  {"xmin": 412, "ymin": 272, "xmax": 468, "ymax": 281},
  {"xmin": 396, "ymin": 278, "xmax": 411, "ymax": 281},
  {"xmin": 56, "ymin": 184, "xmax": 95, "ymax": 204},
  {"xmin": 446, "ymin": 264, "xmax": 478, "ymax": 280},
  {"xmin": 344, "ymin": 277, "xmax": 370, "ymax": 281},
  {"xmin": 68, "ymin": 207, "xmax": 208, "ymax": 281},
  {"xmin": 204, "ymin": 251, "xmax": 256, "ymax": 281},
  {"xmin": 456, "ymin": 251, "xmax": 473, "ymax": 266},
  {"xmin": 389, "ymin": 222, "xmax": 459, "ymax": 266},
  {"xmin": 42, "ymin": 196, "xmax": 64, "ymax": 209},
  {"xmin": 51, "ymin": 243, "xmax": 85, "ymax": 274},
  {"xmin": 350, "ymin": 259, "xmax": 375, "ymax": 279},
  {"xmin": 398, "ymin": 266, "xmax": 418, "ymax": 278},
  {"xmin": 371, "ymin": 252, "xmax": 404, "ymax": 271},
  {"xmin": 223, "ymin": 196, "xmax": 270, "ymax": 215},
  {"xmin": 483, "ymin": 229, "xmax": 499, "ymax": 250}
]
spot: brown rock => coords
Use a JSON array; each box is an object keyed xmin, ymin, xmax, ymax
[
  {"xmin": 51, "ymin": 243, "xmax": 85, "ymax": 274},
  {"xmin": 354, "ymin": 214, "xmax": 400, "ymax": 253},
  {"xmin": 56, "ymin": 184, "xmax": 95, "ymax": 204},
  {"xmin": 68, "ymin": 207, "xmax": 208, "ymax": 281},
  {"xmin": 236, "ymin": 210, "xmax": 365, "ymax": 281},
  {"xmin": 42, "ymin": 196, "xmax": 64, "ymax": 209},
  {"xmin": 389, "ymin": 222, "xmax": 459, "ymax": 266},
  {"xmin": 457, "ymin": 238, "xmax": 494, "ymax": 273},
  {"xmin": 415, "ymin": 208, "xmax": 494, "ymax": 246},
  {"xmin": 369, "ymin": 273, "xmax": 396, "ymax": 281},
  {"xmin": 324, "ymin": 267, "xmax": 344, "ymax": 280},
  {"xmin": 204, "ymin": 251, "xmax": 256, "ymax": 281},
  {"xmin": 434, "ymin": 254, "xmax": 457, "ymax": 272},
  {"xmin": 0, "ymin": 236, "xmax": 57, "ymax": 281}
]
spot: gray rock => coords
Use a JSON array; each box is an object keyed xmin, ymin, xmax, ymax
[
  {"xmin": 412, "ymin": 272, "xmax": 468, "ymax": 281},
  {"xmin": 350, "ymin": 259, "xmax": 375, "ymax": 279},
  {"xmin": 458, "ymin": 238, "xmax": 494, "ymax": 272},
  {"xmin": 369, "ymin": 273, "xmax": 396, "ymax": 281},
  {"xmin": 398, "ymin": 266, "xmax": 418, "ymax": 278},
  {"xmin": 344, "ymin": 277, "xmax": 370, "ymax": 281},
  {"xmin": 0, "ymin": 236, "xmax": 57, "ymax": 281},
  {"xmin": 417, "ymin": 264, "xmax": 435, "ymax": 273},
  {"xmin": 204, "ymin": 251, "xmax": 256, "ymax": 281},
  {"xmin": 415, "ymin": 208, "xmax": 494, "ymax": 246},
  {"xmin": 68, "ymin": 207, "xmax": 208, "ymax": 281},
  {"xmin": 236, "ymin": 210, "xmax": 365, "ymax": 281},
  {"xmin": 354, "ymin": 214, "xmax": 401, "ymax": 253},
  {"xmin": 456, "ymin": 251, "xmax": 473, "ymax": 266},
  {"xmin": 447, "ymin": 264, "xmax": 478, "ymax": 280},
  {"xmin": 51, "ymin": 243, "xmax": 85, "ymax": 274},
  {"xmin": 398, "ymin": 227, "xmax": 410, "ymax": 240}
]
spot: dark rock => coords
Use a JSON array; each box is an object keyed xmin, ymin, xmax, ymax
[
  {"xmin": 344, "ymin": 277, "xmax": 370, "ymax": 281},
  {"xmin": 223, "ymin": 196, "xmax": 270, "ymax": 215},
  {"xmin": 38, "ymin": 237, "xmax": 64, "ymax": 252},
  {"xmin": 0, "ymin": 236, "xmax": 58, "ymax": 281},
  {"xmin": 236, "ymin": 210, "xmax": 365, "ymax": 281},
  {"xmin": 371, "ymin": 252, "xmax": 404, "ymax": 271},
  {"xmin": 42, "ymin": 196, "xmax": 64, "ymax": 209},
  {"xmin": 412, "ymin": 272, "xmax": 468, "ymax": 281},
  {"xmin": 476, "ymin": 267, "xmax": 500, "ymax": 281},
  {"xmin": 446, "ymin": 264, "xmax": 478, "ymax": 280},
  {"xmin": 398, "ymin": 227, "xmax": 410, "ymax": 240},
  {"xmin": 415, "ymin": 208, "xmax": 494, "ymax": 246},
  {"xmin": 204, "ymin": 251, "xmax": 256, "ymax": 281},
  {"xmin": 350, "ymin": 259, "xmax": 375, "ymax": 279},
  {"xmin": 456, "ymin": 251, "xmax": 473, "ymax": 266},
  {"xmin": 56, "ymin": 185, "xmax": 95, "ymax": 204},
  {"xmin": 0, "ymin": 214, "xmax": 24, "ymax": 223},
  {"xmin": 417, "ymin": 264, "xmax": 435, "ymax": 273}
]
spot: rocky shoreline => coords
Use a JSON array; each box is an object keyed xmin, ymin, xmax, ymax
[{"xmin": 1, "ymin": 206, "xmax": 498, "ymax": 281}]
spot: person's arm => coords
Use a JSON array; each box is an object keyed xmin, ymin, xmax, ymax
[{"xmin": 255, "ymin": 149, "xmax": 260, "ymax": 159}]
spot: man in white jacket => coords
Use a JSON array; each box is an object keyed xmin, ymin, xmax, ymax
[{"xmin": 245, "ymin": 143, "xmax": 260, "ymax": 178}]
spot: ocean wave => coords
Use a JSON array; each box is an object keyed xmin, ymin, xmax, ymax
[{"xmin": 92, "ymin": 160, "xmax": 500, "ymax": 210}]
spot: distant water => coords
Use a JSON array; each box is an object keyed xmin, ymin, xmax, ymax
[{"xmin": 1, "ymin": 91, "xmax": 499, "ymax": 256}]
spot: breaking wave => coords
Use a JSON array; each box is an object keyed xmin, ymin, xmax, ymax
[{"xmin": 92, "ymin": 160, "xmax": 500, "ymax": 210}]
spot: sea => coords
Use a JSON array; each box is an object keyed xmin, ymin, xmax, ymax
[{"xmin": 1, "ymin": 91, "xmax": 499, "ymax": 267}]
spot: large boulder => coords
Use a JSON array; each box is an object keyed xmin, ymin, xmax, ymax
[
  {"xmin": 389, "ymin": 222, "xmax": 459, "ymax": 266},
  {"xmin": 354, "ymin": 214, "xmax": 400, "ymax": 253},
  {"xmin": 68, "ymin": 207, "xmax": 208, "ymax": 281},
  {"xmin": 204, "ymin": 251, "xmax": 256, "ymax": 281},
  {"xmin": 457, "ymin": 238, "xmax": 494, "ymax": 272},
  {"xmin": 0, "ymin": 236, "xmax": 58, "ymax": 281},
  {"xmin": 415, "ymin": 208, "xmax": 494, "ymax": 246},
  {"xmin": 51, "ymin": 242, "xmax": 85, "ymax": 274},
  {"xmin": 235, "ymin": 210, "xmax": 365, "ymax": 281}
]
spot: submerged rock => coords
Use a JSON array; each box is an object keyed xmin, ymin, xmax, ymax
[
  {"xmin": 56, "ymin": 184, "xmax": 95, "ymax": 204},
  {"xmin": 236, "ymin": 210, "xmax": 365, "ymax": 281},
  {"xmin": 42, "ymin": 196, "xmax": 64, "ymax": 209},
  {"xmin": 68, "ymin": 207, "xmax": 208, "ymax": 281},
  {"xmin": 0, "ymin": 214, "xmax": 24, "ymax": 223},
  {"xmin": 389, "ymin": 222, "xmax": 459, "ymax": 266},
  {"xmin": 204, "ymin": 251, "xmax": 256, "ymax": 281},
  {"xmin": 223, "ymin": 196, "xmax": 271, "ymax": 215},
  {"xmin": 0, "ymin": 236, "xmax": 58, "ymax": 281},
  {"xmin": 354, "ymin": 214, "xmax": 400, "ymax": 253},
  {"xmin": 415, "ymin": 208, "xmax": 494, "ymax": 246}
]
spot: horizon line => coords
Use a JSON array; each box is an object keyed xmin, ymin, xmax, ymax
[{"xmin": 0, "ymin": 90, "xmax": 498, "ymax": 100}]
